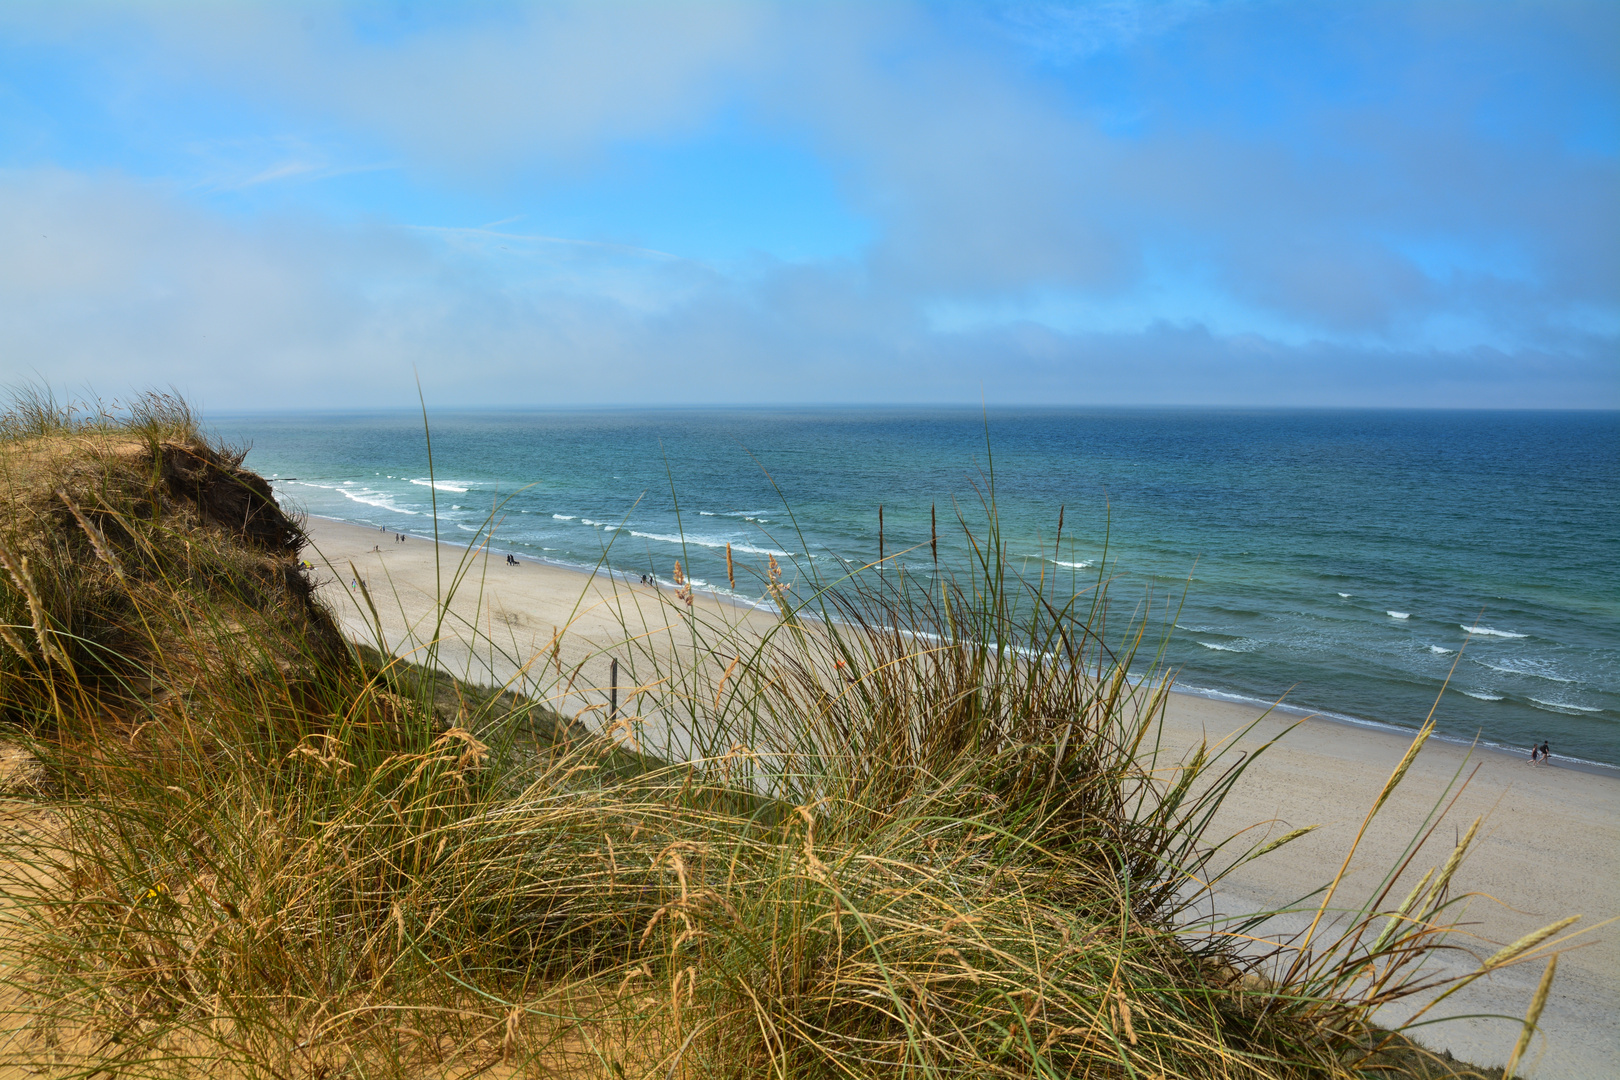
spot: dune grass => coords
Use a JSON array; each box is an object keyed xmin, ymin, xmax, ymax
[{"xmin": 0, "ymin": 389, "xmax": 1572, "ymax": 1078}]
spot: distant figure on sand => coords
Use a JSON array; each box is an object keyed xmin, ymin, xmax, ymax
[
  {"xmin": 1539, "ymin": 741, "xmax": 1551, "ymax": 764},
  {"xmin": 1529, "ymin": 743, "xmax": 1541, "ymax": 764}
]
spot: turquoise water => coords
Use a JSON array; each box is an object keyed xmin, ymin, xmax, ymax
[{"xmin": 212, "ymin": 408, "xmax": 1620, "ymax": 767}]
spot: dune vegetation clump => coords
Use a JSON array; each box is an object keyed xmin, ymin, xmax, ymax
[{"xmin": 0, "ymin": 391, "xmax": 1550, "ymax": 1078}]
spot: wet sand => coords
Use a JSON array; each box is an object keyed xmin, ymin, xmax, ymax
[{"xmin": 304, "ymin": 516, "xmax": 1618, "ymax": 1078}]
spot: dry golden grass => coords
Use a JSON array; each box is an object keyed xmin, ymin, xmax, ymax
[{"xmin": 0, "ymin": 389, "xmax": 1562, "ymax": 1078}]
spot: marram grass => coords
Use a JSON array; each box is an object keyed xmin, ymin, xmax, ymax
[{"xmin": 0, "ymin": 389, "xmax": 1569, "ymax": 1078}]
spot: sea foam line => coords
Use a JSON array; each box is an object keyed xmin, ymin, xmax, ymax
[
  {"xmin": 1170, "ymin": 682, "xmax": 1617, "ymax": 773},
  {"xmin": 1475, "ymin": 659, "xmax": 1574, "ymax": 683},
  {"xmin": 1529, "ymin": 698, "xmax": 1605, "ymax": 715},
  {"xmin": 290, "ymin": 481, "xmax": 422, "ymax": 515},
  {"xmin": 628, "ymin": 530, "xmax": 790, "ymax": 557},
  {"xmin": 1462, "ymin": 624, "xmax": 1527, "ymax": 639}
]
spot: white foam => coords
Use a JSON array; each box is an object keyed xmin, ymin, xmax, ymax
[
  {"xmin": 1529, "ymin": 698, "xmax": 1605, "ymax": 715},
  {"xmin": 1052, "ymin": 560, "xmax": 1093, "ymax": 569},
  {"xmin": 1476, "ymin": 658, "xmax": 1574, "ymax": 683},
  {"xmin": 302, "ymin": 483, "xmax": 419, "ymax": 515},
  {"xmin": 581, "ymin": 518, "xmax": 603, "ymax": 526},
  {"xmin": 1387, "ymin": 611, "xmax": 1410, "ymax": 620},
  {"xmin": 1173, "ymin": 683, "xmax": 1263, "ymax": 705},
  {"xmin": 1427, "ymin": 645, "xmax": 1454, "ymax": 654},
  {"xmin": 698, "ymin": 511, "xmax": 716, "ymax": 516},
  {"xmin": 627, "ymin": 530, "xmax": 790, "ymax": 557},
  {"xmin": 1460, "ymin": 689, "xmax": 1504, "ymax": 702},
  {"xmin": 1199, "ymin": 641, "xmax": 1251, "ymax": 653},
  {"xmin": 410, "ymin": 479, "xmax": 470, "ymax": 493},
  {"xmin": 1462, "ymin": 624, "xmax": 1526, "ymax": 639},
  {"xmin": 552, "ymin": 514, "xmax": 575, "ymax": 521},
  {"xmin": 1337, "ymin": 592, "xmax": 1352, "ymax": 598}
]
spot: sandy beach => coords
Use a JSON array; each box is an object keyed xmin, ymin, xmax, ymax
[{"xmin": 303, "ymin": 516, "xmax": 1618, "ymax": 1079}]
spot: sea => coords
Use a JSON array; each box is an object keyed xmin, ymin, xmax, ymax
[{"xmin": 210, "ymin": 407, "xmax": 1620, "ymax": 769}]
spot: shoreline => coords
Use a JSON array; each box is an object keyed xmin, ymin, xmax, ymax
[
  {"xmin": 304, "ymin": 513, "xmax": 1618, "ymax": 778},
  {"xmin": 299, "ymin": 512, "xmax": 1618, "ymax": 1077}
]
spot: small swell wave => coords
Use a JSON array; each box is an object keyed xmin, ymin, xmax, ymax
[
  {"xmin": 1337, "ymin": 592, "xmax": 1352, "ymax": 598},
  {"xmin": 1199, "ymin": 640, "xmax": 1256, "ymax": 653},
  {"xmin": 627, "ymin": 531, "xmax": 790, "ymax": 557},
  {"xmin": 552, "ymin": 514, "xmax": 575, "ymax": 521},
  {"xmin": 410, "ymin": 479, "xmax": 470, "ymax": 493},
  {"xmin": 1529, "ymin": 698, "xmax": 1605, "ymax": 715},
  {"xmin": 1052, "ymin": 559, "xmax": 1093, "ymax": 569},
  {"xmin": 1462, "ymin": 625, "xmax": 1527, "ymax": 639},
  {"xmin": 1387, "ymin": 611, "xmax": 1410, "ymax": 620},
  {"xmin": 1476, "ymin": 658, "xmax": 1574, "ymax": 683},
  {"xmin": 1427, "ymin": 645, "xmax": 1454, "ymax": 654},
  {"xmin": 1460, "ymin": 689, "xmax": 1504, "ymax": 702},
  {"xmin": 289, "ymin": 480, "xmax": 421, "ymax": 515}
]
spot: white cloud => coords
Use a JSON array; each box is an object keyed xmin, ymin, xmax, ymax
[
  {"xmin": 0, "ymin": 2, "xmax": 1613, "ymax": 406},
  {"xmin": 4, "ymin": 166, "xmax": 1610, "ymax": 410}
]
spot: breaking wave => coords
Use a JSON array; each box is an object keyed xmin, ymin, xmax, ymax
[{"xmin": 1462, "ymin": 625, "xmax": 1527, "ymax": 639}]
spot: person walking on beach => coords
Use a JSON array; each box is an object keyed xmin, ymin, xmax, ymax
[
  {"xmin": 1539, "ymin": 741, "xmax": 1550, "ymax": 764},
  {"xmin": 1528, "ymin": 743, "xmax": 1540, "ymax": 764}
]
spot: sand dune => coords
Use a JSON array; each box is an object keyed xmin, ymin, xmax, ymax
[{"xmin": 305, "ymin": 515, "xmax": 1617, "ymax": 1078}]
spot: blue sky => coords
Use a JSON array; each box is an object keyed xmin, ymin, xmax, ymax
[{"xmin": 1, "ymin": 1, "xmax": 1615, "ymax": 408}]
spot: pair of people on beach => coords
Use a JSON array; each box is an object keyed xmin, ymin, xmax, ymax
[
  {"xmin": 505, "ymin": 553, "xmax": 519, "ymax": 566},
  {"xmin": 1529, "ymin": 740, "xmax": 1551, "ymax": 765}
]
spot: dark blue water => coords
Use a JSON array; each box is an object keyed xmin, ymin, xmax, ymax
[{"xmin": 212, "ymin": 408, "xmax": 1620, "ymax": 766}]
